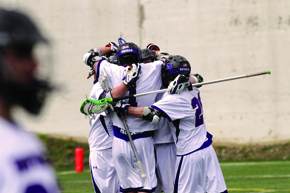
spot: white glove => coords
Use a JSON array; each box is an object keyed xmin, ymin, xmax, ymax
[
  {"xmin": 156, "ymin": 51, "xmax": 169, "ymax": 60},
  {"xmin": 105, "ymin": 42, "xmax": 119, "ymax": 52},
  {"xmin": 122, "ymin": 63, "xmax": 142, "ymax": 88},
  {"xmin": 167, "ymin": 74, "xmax": 191, "ymax": 94},
  {"xmin": 142, "ymin": 106, "xmax": 162, "ymax": 124},
  {"xmin": 83, "ymin": 48, "xmax": 103, "ymax": 68},
  {"xmin": 190, "ymin": 74, "xmax": 204, "ymax": 88}
]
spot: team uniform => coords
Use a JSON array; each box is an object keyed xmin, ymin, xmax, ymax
[
  {"xmin": 153, "ymin": 92, "xmax": 176, "ymax": 193},
  {"xmin": 151, "ymin": 87, "xmax": 227, "ymax": 193},
  {"xmin": 95, "ymin": 59, "xmax": 163, "ymax": 192},
  {"xmin": 0, "ymin": 116, "xmax": 60, "ymax": 193},
  {"xmin": 88, "ymin": 82, "xmax": 119, "ymax": 193}
]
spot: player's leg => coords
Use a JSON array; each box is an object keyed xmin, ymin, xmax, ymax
[
  {"xmin": 112, "ymin": 137, "xmax": 157, "ymax": 192},
  {"xmin": 155, "ymin": 143, "xmax": 176, "ymax": 193},
  {"xmin": 204, "ymin": 145, "xmax": 227, "ymax": 193},
  {"xmin": 89, "ymin": 149, "xmax": 119, "ymax": 193},
  {"xmin": 174, "ymin": 151, "xmax": 207, "ymax": 193}
]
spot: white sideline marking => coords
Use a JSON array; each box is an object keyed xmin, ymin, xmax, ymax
[
  {"xmin": 220, "ymin": 161, "xmax": 290, "ymax": 166},
  {"xmin": 226, "ymin": 174, "xmax": 290, "ymax": 179},
  {"xmin": 57, "ymin": 170, "xmax": 90, "ymax": 175}
]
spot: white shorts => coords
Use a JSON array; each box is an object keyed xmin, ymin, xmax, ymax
[
  {"xmin": 89, "ymin": 149, "xmax": 119, "ymax": 193},
  {"xmin": 112, "ymin": 136, "xmax": 157, "ymax": 192},
  {"xmin": 174, "ymin": 145, "xmax": 227, "ymax": 193},
  {"xmin": 155, "ymin": 143, "xmax": 176, "ymax": 193}
]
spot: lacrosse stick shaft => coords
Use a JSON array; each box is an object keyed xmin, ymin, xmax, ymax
[
  {"xmin": 120, "ymin": 117, "xmax": 147, "ymax": 179},
  {"xmin": 113, "ymin": 70, "xmax": 271, "ymax": 100}
]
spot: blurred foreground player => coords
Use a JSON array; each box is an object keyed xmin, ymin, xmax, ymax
[{"xmin": 0, "ymin": 8, "xmax": 60, "ymax": 193}]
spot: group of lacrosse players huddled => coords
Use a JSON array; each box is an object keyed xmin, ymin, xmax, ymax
[{"xmin": 82, "ymin": 39, "xmax": 228, "ymax": 193}]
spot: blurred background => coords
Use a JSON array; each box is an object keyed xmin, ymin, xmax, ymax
[{"xmin": 1, "ymin": 0, "xmax": 289, "ymax": 145}]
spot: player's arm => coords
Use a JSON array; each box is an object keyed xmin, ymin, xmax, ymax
[
  {"xmin": 83, "ymin": 47, "xmax": 141, "ymax": 98},
  {"xmin": 114, "ymin": 102, "xmax": 163, "ymax": 124}
]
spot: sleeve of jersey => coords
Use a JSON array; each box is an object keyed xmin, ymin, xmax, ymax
[
  {"xmin": 95, "ymin": 60, "xmax": 119, "ymax": 82},
  {"xmin": 151, "ymin": 94, "xmax": 188, "ymax": 122},
  {"xmin": 89, "ymin": 82, "xmax": 104, "ymax": 100},
  {"xmin": 89, "ymin": 83, "xmax": 109, "ymax": 116}
]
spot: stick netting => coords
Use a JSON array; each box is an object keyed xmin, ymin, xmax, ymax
[{"xmin": 80, "ymin": 99, "xmax": 109, "ymax": 115}]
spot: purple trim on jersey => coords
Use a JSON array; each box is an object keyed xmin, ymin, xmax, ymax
[
  {"xmin": 117, "ymin": 49, "xmax": 140, "ymax": 58},
  {"xmin": 176, "ymin": 132, "xmax": 213, "ymax": 156},
  {"xmin": 90, "ymin": 165, "xmax": 101, "ymax": 193},
  {"xmin": 98, "ymin": 91, "xmax": 105, "ymax": 100},
  {"xmin": 151, "ymin": 105, "xmax": 172, "ymax": 121},
  {"xmin": 15, "ymin": 154, "xmax": 45, "ymax": 172},
  {"xmin": 174, "ymin": 155, "xmax": 184, "ymax": 193},
  {"xmin": 95, "ymin": 59, "xmax": 105, "ymax": 83},
  {"xmin": 113, "ymin": 126, "xmax": 153, "ymax": 141}
]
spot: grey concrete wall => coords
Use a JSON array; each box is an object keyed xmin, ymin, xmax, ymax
[{"xmin": 1, "ymin": 0, "xmax": 289, "ymax": 144}]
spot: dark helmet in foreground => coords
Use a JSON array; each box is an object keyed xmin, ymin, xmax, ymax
[
  {"xmin": 140, "ymin": 49, "xmax": 156, "ymax": 63},
  {"xmin": 0, "ymin": 8, "xmax": 52, "ymax": 115},
  {"xmin": 116, "ymin": 42, "xmax": 140, "ymax": 66},
  {"xmin": 161, "ymin": 55, "xmax": 191, "ymax": 88},
  {"xmin": 0, "ymin": 8, "xmax": 47, "ymax": 48}
]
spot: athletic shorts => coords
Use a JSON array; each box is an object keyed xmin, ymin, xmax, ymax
[
  {"xmin": 112, "ymin": 136, "xmax": 157, "ymax": 192},
  {"xmin": 174, "ymin": 145, "xmax": 227, "ymax": 193},
  {"xmin": 89, "ymin": 149, "xmax": 119, "ymax": 193},
  {"xmin": 155, "ymin": 143, "xmax": 176, "ymax": 193}
]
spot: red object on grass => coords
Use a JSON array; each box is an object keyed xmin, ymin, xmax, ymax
[{"xmin": 75, "ymin": 148, "xmax": 84, "ymax": 172}]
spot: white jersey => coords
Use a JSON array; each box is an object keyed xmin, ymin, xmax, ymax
[
  {"xmin": 96, "ymin": 60, "xmax": 163, "ymax": 133},
  {"xmin": 152, "ymin": 88, "xmax": 227, "ymax": 192},
  {"xmin": 152, "ymin": 87, "xmax": 207, "ymax": 155},
  {"xmin": 153, "ymin": 92, "xmax": 174, "ymax": 144},
  {"xmin": 88, "ymin": 82, "xmax": 113, "ymax": 151},
  {"xmin": 0, "ymin": 116, "xmax": 60, "ymax": 193}
]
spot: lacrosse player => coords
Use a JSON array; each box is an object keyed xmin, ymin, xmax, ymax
[
  {"xmin": 86, "ymin": 42, "xmax": 118, "ymax": 193},
  {"xmin": 118, "ymin": 55, "xmax": 228, "ymax": 193},
  {"xmin": 85, "ymin": 41, "xmax": 141, "ymax": 193},
  {"xmin": 0, "ymin": 8, "xmax": 60, "ymax": 193},
  {"xmin": 140, "ymin": 44, "xmax": 204, "ymax": 193},
  {"xmin": 140, "ymin": 45, "xmax": 175, "ymax": 193},
  {"xmin": 83, "ymin": 42, "xmax": 169, "ymax": 192}
]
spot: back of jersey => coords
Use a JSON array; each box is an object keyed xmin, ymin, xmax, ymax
[
  {"xmin": 88, "ymin": 82, "xmax": 114, "ymax": 151},
  {"xmin": 152, "ymin": 87, "xmax": 207, "ymax": 155},
  {"xmin": 0, "ymin": 117, "xmax": 60, "ymax": 193}
]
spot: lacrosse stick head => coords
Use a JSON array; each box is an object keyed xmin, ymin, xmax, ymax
[{"xmin": 80, "ymin": 98, "xmax": 113, "ymax": 115}]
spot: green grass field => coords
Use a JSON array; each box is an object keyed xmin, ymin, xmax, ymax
[{"xmin": 56, "ymin": 160, "xmax": 290, "ymax": 193}]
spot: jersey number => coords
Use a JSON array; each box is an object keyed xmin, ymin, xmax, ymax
[{"xmin": 191, "ymin": 94, "xmax": 204, "ymax": 127}]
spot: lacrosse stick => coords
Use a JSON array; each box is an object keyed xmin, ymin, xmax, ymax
[
  {"xmin": 80, "ymin": 70, "xmax": 271, "ymax": 115},
  {"xmin": 120, "ymin": 115, "xmax": 147, "ymax": 178}
]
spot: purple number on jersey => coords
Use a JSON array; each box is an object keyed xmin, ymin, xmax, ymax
[{"xmin": 191, "ymin": 94, "xmax": 204, "ymax": 127}]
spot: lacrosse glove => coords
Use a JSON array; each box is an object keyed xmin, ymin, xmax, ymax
[
  {"xmin": 190, "ymin": 73, "xmax": 204, "ymax": 88},
  {"xmin": 83, "ymin": 48, "xmax": 103, "ymax": 68},
  {"xmin": 105, "ymin": 41, "xmax": 119, "ymax": 53},
  {"xmin": 123, "ymin": 63, "xmax": 142, "ymax": 88},
  {"xmin": 167, "ymin": 74, "xmax": 192, "ymax": 95},
  {"xmin": 142, "ymin": 106, "xmax": 163, "ymax": 124},
  {"xmin": 114, "ymin": 101, "xmax": 130, "ymax": 118}
]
